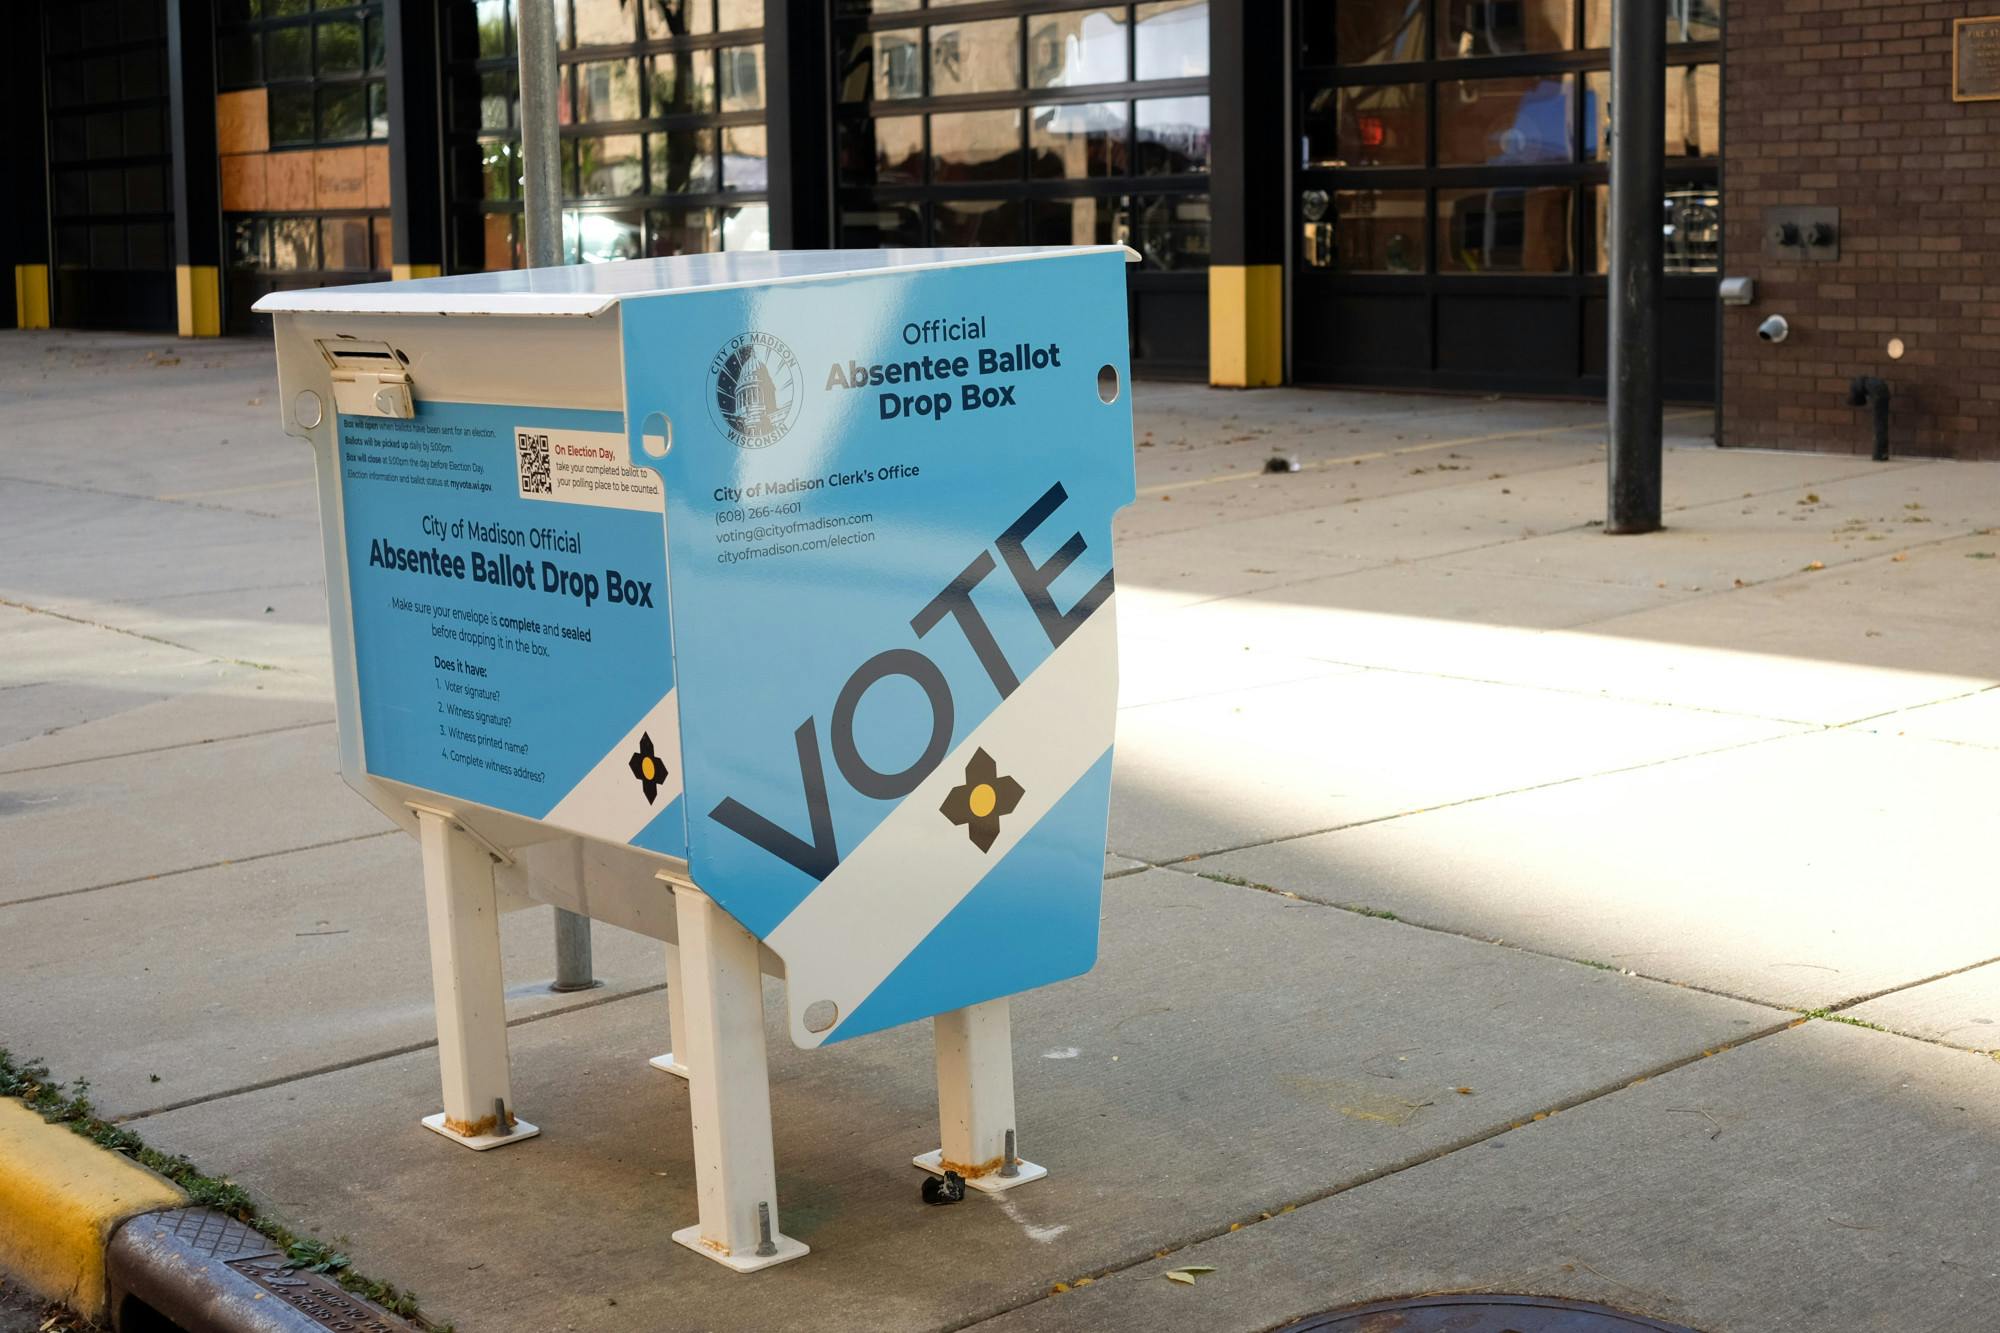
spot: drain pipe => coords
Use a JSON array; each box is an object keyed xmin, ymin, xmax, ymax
[{"xmin": 1846, "ymin": 376, "xmax": 1891, "ymax": 462}]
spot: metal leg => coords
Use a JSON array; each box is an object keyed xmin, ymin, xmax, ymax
[
  {"xmin": 648, "ymin": 939, "xmax": 692, "ymax": 1078},
  {"xmin": 670, "ymin": 887, "xmax": 807, "ymax": 1271},
  {"xmin": 914, "ymin": 998, "xmax": 1045, "ymax": 1193},
  {"xmin": 551, "ymin": 907, "xmax": 600, "ymax": 992},
  {"xmin": 415, "ymin": 809, "xmax": 539, "ymax": 1150}
]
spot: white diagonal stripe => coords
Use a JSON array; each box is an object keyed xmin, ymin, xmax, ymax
[
  {"xmin": 767, "ymin": 596, "xmax": 1120, "ymax": 1049},
  {"xmin": 541, "ymin": 688, "xmax": 682, "ymax": 844}
]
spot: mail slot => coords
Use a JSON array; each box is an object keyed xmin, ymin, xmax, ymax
[{"xmin": 256, "ymin": 247, "xmax": 1138, "ymax": 1270}]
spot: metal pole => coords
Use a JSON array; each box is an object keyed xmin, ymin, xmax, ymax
[
  {"xmin": 1606, "ymin": 0, "xmax": 1666, "ymax": 535},
  {"xmin": 516, "ymin": 0, "xmax": 563, "ymax": 271},
  {"xmin": 516, "ymin": 0, "xmax": 595, "ymax": 991}
]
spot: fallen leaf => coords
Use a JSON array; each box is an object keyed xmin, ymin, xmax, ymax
[
  {"xmin": 1733, "ymin": 578, "xmax": 1746, "ymax": 588},
  {"xmin": 1165, "ymin": 1272, "xmax": 1196, "ymax": 1286},
  {"xmin": 1455, "ymin": 1086, "xmax": 1474, "ymax": 1095},
  {"xmin": 1967, "ymin": 552, "xmax": 1997, "ymax": 560},
  {"xmin": 1803, "ymin": 561, "xmax": 1824, "ymax": 571},
  {"xmin": 1051, "ymin": 1282, "xmax": 1070, "ymax": 1294},
  {"xmin": 1892, "ymin": 552, "xmax": 1908, "ymax": 562}
]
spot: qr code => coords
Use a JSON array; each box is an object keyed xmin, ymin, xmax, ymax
[{"xmin": 517, "ymin": 430, "xmax": 553, "ymax": 495}]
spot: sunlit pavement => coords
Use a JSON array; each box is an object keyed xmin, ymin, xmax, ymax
[{"xmin": 4, "ymin": 332, "xmax": 1999, "ymax": 1332}]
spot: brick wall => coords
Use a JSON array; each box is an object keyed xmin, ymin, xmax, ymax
[{"xmin": 1722, "ymin": 0, "xmax": 2000, "ymax": 460}]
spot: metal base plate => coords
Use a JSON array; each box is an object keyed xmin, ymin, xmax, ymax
[
  {"xmin": 671, "ymin": 1225, "xmax": 809, "ymax": 1272},
  {"xmin": 422, "ymin": 1112, "xmax": 541, "ymax": 1150},
  {"xmin": 1294, "ymin": 1294, "xmax": 1699, "ymax": 1332},
  {"xmin": 648, "ymin": 1051, "xmax": 691, "ymax": 1079},
  {"xmin": 912, "ymin": 1148, "xmax": 1047, "ymax": 1192}
]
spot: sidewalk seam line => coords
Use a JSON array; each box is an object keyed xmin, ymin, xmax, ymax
[
  {"xmin": 0, "ymin": 828, "xmax": 395, "ymax": 910},
  {"xmin": 0, "ymin": 595, "xmax": 279, "ymax": 671},
  {"xmin": 0, "ymin": 719, "xmax": 334, "ymax": 777}
]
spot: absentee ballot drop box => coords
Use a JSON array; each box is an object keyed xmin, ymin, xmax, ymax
[{"xmin": 257, "ymin": 247, "xmax": 1137, "ymax": 1270}]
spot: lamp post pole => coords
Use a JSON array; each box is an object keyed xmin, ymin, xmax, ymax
[{"xmin": 1607, "ymin": 0, "xmax": 1666, "ymax": 534}]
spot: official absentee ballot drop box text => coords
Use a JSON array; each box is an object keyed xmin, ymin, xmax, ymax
[{"xmin": 257, "ymin": 247, "xmax": 1137, "ymax": 1270}]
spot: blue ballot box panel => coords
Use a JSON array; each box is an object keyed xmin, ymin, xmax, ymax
[{"xmin": 620, "ymin": 247, "xmax": 1136, "ymax": 1046}]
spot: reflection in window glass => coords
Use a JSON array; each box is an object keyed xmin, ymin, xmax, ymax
[
  {"xmin": 316, "ymin": 20, "xmax": 361, "ymax": 73},
  {"xmin": 576, "ymin": 59, "xmax": 642, "ymax": 121},
  {"xmin": 367, "ymin": 15, "xmax": 386, "ymax": 69},
  {"xmin": 719, "ymin": 45, "xmax": 764, "ymax": 111},
  {"xmin": 936, "ymin": 199, "xmax": 1022, "ymax": 246},
  {"xmin": 373, "ymin": 215, "xmax": 392, "ymax": 267},
  {"xmin": 476, "ymin": 0, "xmax": 509, "ymax": 57},
  {"xmin": 1029, "ymin": 9, "xmax": 1127, "ymax": 88},
  {"xmin": 1438, "ymin": 75, "xmax": 1574, "ymax": 166},
  {"xmin": 1129, "ymin": 192, "xmax": 1208, "ymax": 268},
  {"xmin": 1585, "ymin": 66, "xmax": 1718, "ymax": 159},
  {"xmin": 1584, "ymin": 184, "xmax": 1720, "ymax": 274},
  {"xmin": 1135, "ymin": 1, "xmax": 1208, "ymax": 80},
  {"xmin": 270, "ymin": 216, "xmax": 317, "ymax": 269},
  {"xmin": 321, "ymin": 217, "xmax": 371, "ymax": 270},
  {"xmin": 840, "ymin": 203, "xmax": 925, "ymax": 247},
  {"xmin": 1029, "ymin": 195, "xmax": 1121, "ymax": 246},
  {"xmin": 649, "ymin": 207, "xmax": 715, "ymax": 256},
  {"xmin": 1136, "ymin": 96, "xmax": 1210, "ymax": 174},
  {"xmin": 265, "ymin": 25, "xmax": 309, "ymax": 79},
  {"xmin": 1300, "ymin": 188, "xmax": 1426, "ymax": 273},
  {"xmin": 576, "ymin": 133, "xmax": 644, "ymax": 197},
  {"xmin": 650, "ymin": 129, "xmax": 718, "ymax": 192},
  {"xmin": 482, "ymin": 213, "xmax": 519, "ymax": 271},
  {"xmin": 717, "ymin": 0, "xmax": 761, "ymax": 30},
  {"xmin": 1030, "ymin": 101, "xmax": 1128, "ymax": 179},
  {"xmin": 1301, "ymin": 0, "xmax": 1426, "ymax": 66},
  {"xmin": 566, "ymin": 208, "xmax": 645, "ymax": 262},
  {"xmin": 571, "ymin": 0, "xmax": 636, "ymax": 47},
  {"xmin": 483, "ymin": 140, "xmax": 519, "ymax": 200},
  {"xmin": 841, "ymin": 29, "xmax": 921, "ymax": 102},
  {"xmin": 319, "ymin": 84, "xmax": 367, "ymax": 141},
  {"xmin": 721, "ymin": 202, "xmax": 770, "ymax": 249},
  {"xmin": 1438, "ymin": 185, "xmax": 1571, "ymax": 273},
  {"xmin": 645, "ymin": 0, "xmax": 713, "ymax": 38},
  {"xmin": 1442, "ymin": 0, "xmax": 1572, "ymax": 58},
  {"xmin": 230, "ymin": 217, "xmax": 267, "ymax": 267},
  {"xmin": 481, "ymin": 70, "xmax": 514, "ymax": 129},
  {"xmin": 650, "ymin": 50, "xmax": 715, "ymax": 114},
  {"xmin": 1302, "ymin": 84, "xmax": 1424, "ymax": 168},
  {"xmin": 219, "ymin": 33, "xmax": 259, "ymax": 86},
  {"xmin": 932, "ymin": 109, "xmax": 1021, "ymax": 182},
  {"xmin": 723, "ymin": 125, "xmax": 767, "ymax": 190},
  {"xmin": 875, "ymin": 115, "xmax": 924, "ymax": 184},
  {"xmin": 1583, "ymin": 0, "xmax": 1720, "ymax": 47},
  {"xmin": 931, "ymin": 20, "xmax": 1019, "ymax": 95}
]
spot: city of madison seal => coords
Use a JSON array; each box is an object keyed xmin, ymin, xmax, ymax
[{"xmin": 709, "ymin": 331, "xmax": 802, "ymax": 449}]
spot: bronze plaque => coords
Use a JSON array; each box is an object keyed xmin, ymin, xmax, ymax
[{"xmin": 1954, "ymin": 16, "xmax": 2000, "ymax": 102}]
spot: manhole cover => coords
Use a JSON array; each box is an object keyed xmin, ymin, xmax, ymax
[{"xmin": 1294, "ymin": 1293, "xmax": 1700, "ymax": 1332}]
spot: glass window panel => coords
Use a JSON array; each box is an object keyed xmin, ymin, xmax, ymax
[
  {"xmin": 1438, "ymin": 74, "xmax": 1574, "ymax": 166},
  {"xmin": 218, "ymin": 32, "xmax": 260, "ymax": 86},
  {"xmin": 1442, "ymin": 0, "xmax": 1572, "ymax": 58},
  {"xmin": 52, "ymin": 169, "xmax": 87, "ymax": 218},
  {"xmin": 836, "ymin": 0, "xmax": 918, "ymax": 14},
  {"xmin": 267, "ymin": 0, "xmax": 308, "ymax": 16},
  {"xmin": 719, "ymin": 44, "xmax": 764, "ymax": 111},
  {"xmin": 645, "ymin": 0, "xmax": 712, "ymax": 37},
  {"xmin": 476, "ymin": 0, "xmax": 509, "ymax": 57},
  {"xmin": 85, "ymin": 111, "xmax": 122, "ymax": 160},
  {"xmin": 85, "ymin": 55, "xmax": 121, "ymax": 103},
  {"xmin": 123, "ymin": 107, "xmax": 164, "ymax": 156},
  {"xmin": 369, "ymin": 81, "xmax": 388, "ymax": 138},
  {"xmin": 372, "ymin": 215, "xmax": 393, "ymax": 268},
  {"xmin": 1583, "ymin": 0, "xmax": 1720, "ymax": 47},
  {"xmin": 230, "ymin": 217, "xmax": 267, "ymax": 268},
  {"xmin": 268, "ymin": 86, "xmax": 315, "ymax": 143},
  {"xmin": 575, "ymin": 133, "xmax": 644, "ymax": 196},
  {"xmin": 931, "ymin": 109, "xmax": 1020, "ymax": 182},
  {"xmin": 648, "ymin": 207, "xmax": 715, "ymax": 256},
  {"xmin": 317, "ymin": 19, "xmax": 361, "ymax": 72},
  {"xmin": 717, "ymin": 0, "xmax": 759, "ymax": 29},
  {"xmin": 1028, "ymin": 195, "xmax": 1121, "ymax": 246},
  {"xmin": 930, "ymin": 20, "xmax": 1018, "ymax": 96},
  {"xmin": 839, "ymin": 202, "xmax": 923, "ymax": 247},
  {"xmin": 321, "ymin": 217, "xmax": 370, "ymax": 270},
  {"xmin": 576, "ymin": 58, "xmax": 642, "ymax": 120},
  {"xmin": 127, "ymin": 222, "xmax": 168, "ymax": 269},
  {"xmin": 1028, "ymin": 8, "xmax": 1127, "ymax": 89},
  {"xmin": 649, "ymin": 128, "xmax": 718, "ymax": 191},
  {"xmin": 1302, "ymin": 0, "xmax": 1426, "ymax": 66},
  {"xmin": 838, "ymin": 114, "xmax": 922, "ymax": 185},
  {"xmin": 720, "ymin": 202, "xmax": 769, "ymax": 249},
  {"xmin": 842, "ymin": 29, "xmax": 921, "ymax": 102},
  {"xmin": 270, "ymin": 216, "xmax": 318, "ymax": 269},
  {"xmin": 1438, "ymin": 185, "xmax": 1571, "ymax": 272},
  {"xmin": 87, "ymin": 168, "xmax": 123, "ymax": 214},
  {"xmin": 90, "ymin": 223, "xmax": 126, "ymax": 270},
  {"xmin": 482, "ymin": 70, "xmax": 515, "ymax": 128},
  {"xmin": 1585, "ymin": 66, "xmax": 1719, "ymax": 160},
  {"xmin": 573, "ymin": 0, "xmax": 637, "ymax": 46},
  {"xmin": 483, "ymin": 139, "xmax": 520, "ymax": 200},
  {"xmin": 566, "ymin": 208, "xmax": 645, "ymax": 262},
  {"xmin": 721, "ymin": 124, "xmax": 766, "ymax": 191},
  {"xmin": 1302, "ymin": 83, "xmax": 1424, "ymax": 168},
  {"xmin": 366, "ymin": 15, "xmax": 386, "ymax": 69},
  {"xmin": 1030, "ymin": 101, "xmax": 1128, "ymax": 179},
  {"xmin": 122, "ymin": 49, "xmax": 163, "ymax": 98},
  {"xmin": 1582, "ymin": 184, "xmax": 1719, "ymax": 274},
  {"xmin": 1129, "ymin": 192, "xmax": 1208, "ymax": 269},
  {"xmin": 650, "ymin": 50, "xmax": 715, "ymax": 113},
  {"xmin": 1135, "ymin": 1, "xmax": 1207, "ymax": 80},
  {"xmin": 124, "ymin": 164, "xmax": 165, "ymax": 212},
  {"xmin": 935, "ymin": 199, "xmax": 1021, "ymax": 246},
  {"xmin": 319, "ymin": 84, "xmax": 367, "ymax": 140},
  {"xmin": 265, "ymin": 24, "xmax": 310, "ymax": 78},
  {"xmin": 1300, "ymin": 187, "xmax": 1426, "ymax": 272},
  {"xmin": 1136, "ymin": 96, "xmax": 1209, "ymax": 175},
  {"xmin": 481, "ymin": 212, "xmax": 520, "ymax": 270}
]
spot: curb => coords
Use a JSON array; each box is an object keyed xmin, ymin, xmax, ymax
[
  {"xmin": 0, "ymin": 1100, "xmax": 418, "ymax": 1332},
  {"xmin": 0, "ymin": 1098, "xmax": 183, "ymax": 1320}
]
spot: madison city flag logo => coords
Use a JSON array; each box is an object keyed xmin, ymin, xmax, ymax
[
  {"xmin": 940, "ymin": 749, "xmax": 1024, "ymax": 853},
  {"xmin": 629, "ymin": 731, "xmax": 670, "ymax": 805}
]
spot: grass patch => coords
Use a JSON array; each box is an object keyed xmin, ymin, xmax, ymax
[
  {"xmin": 0, "ymin": 1047, "xmax": 448, "ymax": 1330},
  {"xmin": 1798, "ymin": 1009, "xmax": 1890, "ymax": 1033}
]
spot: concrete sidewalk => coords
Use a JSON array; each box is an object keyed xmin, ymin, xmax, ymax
[{"xmin": 4, "ymin": 329, "xmax": 1998, "ymax": 1332}]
